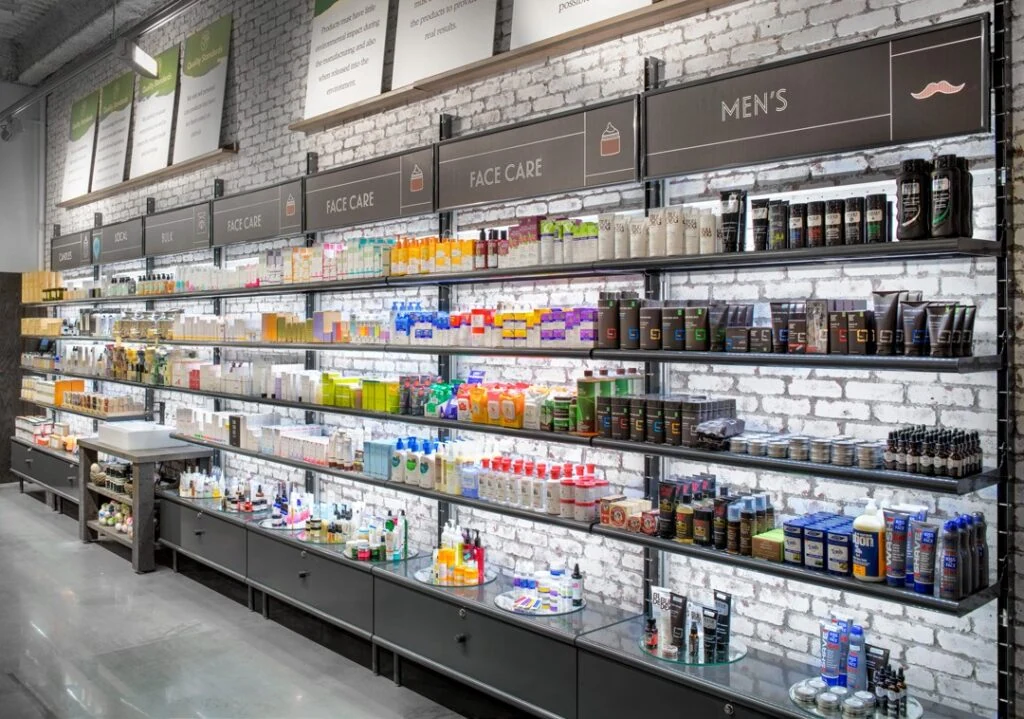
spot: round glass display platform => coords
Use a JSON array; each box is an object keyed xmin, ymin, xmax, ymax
[
  {"xmin": 638, "ymin": 638, "xmax": 747, "ymax": 666},
  {"xmin": 788, "ymin": 678, "xmax": 923, "ymax": 718},
  {"xmin": 414, "ymin": 566, "xmax": 498, "ymax": 587},
  {"xmin": 494, "ymin": 590, "xmax": 586, "ymax": 616},
  {"xmin": 257, "ymin": 516, "xmax": 312, "ymax": 530}
]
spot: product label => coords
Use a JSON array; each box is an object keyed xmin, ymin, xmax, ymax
[
  {"xmin": 789, "ymin": 216, "xmax": 803, "ymax": 229},
  {"xmin": 852, "ymin": 529, "xmax": 883, "ymax": 579},
  {"xmin": 845, "ymin": 210, "xmax": 861, "ymax": 223},
  {"xmin": 807, "ymin": 214, "xmax": 823, "ymax": 226},
  {"xmin": 751, "ymin": 207, "xmax": 768, "ymax": 220},
  {"xmin": 826, "ymin": 213, "xmax": 842, "ymax": 224},
  {"xmin": 867, "ymin": 209, "xmax": 884, "ymax": 222}
]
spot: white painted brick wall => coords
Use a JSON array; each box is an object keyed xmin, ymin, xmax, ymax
[{"xmin": 39, "ymin": 0, "xmax": 1012, "ymax": 714}]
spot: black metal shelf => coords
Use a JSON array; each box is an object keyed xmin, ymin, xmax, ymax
[
  {"xmin": 21, "ymin": 398, "xmax": 149, "ymax": 422},
  {"xmin": 591, "ymin": 438, "xmax": 1000, "ymax": 494},
  {"xmin": 591, "ymin": 525, "xmax": 997, "ymax": 617},
  {"xmin": 23, "ymin": 237, "xmax": 1000, "ymax": 308},
  {"xmin": 21, "ymin": 367, "xmax": 996, "ymax": 495},
  {"xmin": 24, "ymin": 338, "xmax": 1001, "ymax": 373},
  {"xmin": 167, "ymin": 432, "xmax": 997, "ymax": 617},
  {"xmin": 166, "ymin": 434, "xmax": 595, "ymax": 533}
]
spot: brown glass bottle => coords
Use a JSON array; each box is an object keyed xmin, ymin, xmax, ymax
[
  {"xmin": 935, "ymin": 438, "xmax": 949, "ymax": 477},
  {"xmin": 906, "ymin": 439, "xmax": 920, "ymax": 474},
  {"xmin": 895, "ymin": 439, "xmax": 907, "ymax": 473}
]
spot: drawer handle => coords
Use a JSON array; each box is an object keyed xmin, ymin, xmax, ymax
[
  {"xmin": 298, "ymin": 571, "xmax": 310, "ymax": 579},
  {"xmin": 195, "ymin": 512, "xmax": 203, "ymax": 519},
  {"xmin": 23, "ymin": 458, "xmax": 32, "ymax": 465},
  {"xmin": 194, "ymin": 530, "xmax": 205, "ymax": 536},
  {"xmin": 458, "ymin": 608, "xmax": 467, "ymax": 619},
  {"xmin": 723, "ymin": 704, "xmax": 735, "ymax": 716},
  {"xmin": 301, "ymin": 550, "xmax": 308, "ymax": 559},
  {"xmin": 454, "ymin": 634, "xmax": 467, "ymax": 644},
  {"xmin": 67, "ymin": 476, "xmax": 75, "ymax": 484}
]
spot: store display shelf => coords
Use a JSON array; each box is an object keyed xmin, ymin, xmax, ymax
[
  {"xmin": 591, "ymin": 438, "xmax": 1000, "ymax": 494},
  {"xmin": 168, "ymin": 434, "xmax": 598, "ymax": 533},
  {"xmin": 85, "ymin": 519, "xmax": 133, "ymax": 548},
  {"xmin": 23, "ymin": 337, "xmax": 1001, "ymax": 373},
  {"xmin": 86, "ymin": 483, "xmax": 133, "ymax": 505},
  {"xmin": 591, "ymin": 526, "xmax": 997, "ymax": 617},
  {"xmin": 23, "ymin": 399, "xmax": 149, "ymax": 422},
  {"xmin": 11, "ymin": 435, "xmax": 80, "ymax": 465},
  {"xmin": 21, "ymin": 239, "xmax": 1001, "ymax": 309},
  {"xmin": 56, "ymin": 146, "xmax": 238, "ymax": 210},
  {"xmin": 20, "ymin": 368, "xmax": 993, "ymax": 495}
]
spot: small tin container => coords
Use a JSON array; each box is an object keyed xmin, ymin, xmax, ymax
[
  {"xmin": 841, "ymin": 697, "xmax": 869, "ymax": 718},
  {"xmin": 747, "ymin": 437, "xmax": 768, "ymax": 456},
  {"xmin": 806, "ymin": 678, "xmax": 829, "ymax": 693},
  {"xmin": 852, "ymin": 691, "xmax": 876, "ymax": 710},
  {"xmin": 729, "ymin": 436, "xmax": 748, "ymax": 454},
  {"xmin": 830, "ymin": 686, "xmax": 849, "ymax": 701},
  {"xmin": 816, "ymin": 691, "xmax": 840, "ymax": 714},
  {"xmin": 856, "ymin": 441, "xmax": 882, "ymax": 469},
  {"xmin": 794, "ymin": 684, "xmax": 819, "ymax": 706},
  {"xmin": 810, "ymin": 438, "xmax": 833, "ymax": 464},
  {"xmin": 789, "ymin": 436, "xmax": 810, "ymax": 461},
  {"xmin": 831, "ymin": 440, "xmax": 856, "ymax": 467},
  {"xmin": 768, "ymin": 439, "xmax": 790, "ymax": 459}
]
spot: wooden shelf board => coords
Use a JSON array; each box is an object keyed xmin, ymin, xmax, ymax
[
  {"xmin": 289, "ymin": 0, "xmax": 731, "ymax": 135},
  {"xmin": 56, "ymin": 147, "xmax": 238, "ymax": 210}
]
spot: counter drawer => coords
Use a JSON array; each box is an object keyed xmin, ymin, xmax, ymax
[
  {"xmin": 577, "ymin": 650, "xmax": 773, "ymax": 719},
  {"xmin": 178, "ymin": 508, "xmax": 247, "ymax": 576},
  {"xmin": 374, "ymin": 578, "xmax": 576, "ymax": 718},
  {"xmin": 11, "ymin": 441, "xmax": 79, "ymax": 497},
  {"xmin": 247, "ymin": 531, "xmax": 372, "ymax": 634},
  {"xmin": 158, "ymin": 499, "xmax": 182, "ymax": 547}
]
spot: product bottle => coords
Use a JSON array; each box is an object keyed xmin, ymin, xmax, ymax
[
  {"xmin": 390, "ymin": 438, "xmax": 406, "ymax": 481},
  {"xmin": 930, "ymin": 154, "xmax": 960, "ymax": 237},
  {"xmin": 571, "ymin": 563, "xmax": 583, "ymax": 607},
  {"xmin": 688, "ymin": 621, "xmax": 699, "ymax": 660},
  {"xmin": 418, "ymin": 442, "xmax": 434, "ymax": 489},
  {"xmin": 973, "ymin": 512, "xmax": 990, "ymax": 589},
  {"xmin": 852, "ymin": 498, "xmax": 885, "ymax": 582},
  {"xmin": 939, "ymin": 521, "xmax": 961, "ymax": 600},
  {"xmin": 897, "ymin": 668, "xmax": 908, "ymax": 717},
  {"xmin": 957, "ymin": 515, "xmax": 972, "ymax": 596},
  {"xmin": 846, "ymin": 625, "xmax": 867, "ymax": 692},
  {"xmin": 897, "ymin": 159, "xmax": 931, "ymax": 240}
]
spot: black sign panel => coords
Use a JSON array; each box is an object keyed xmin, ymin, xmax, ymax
[
  {"xmin": 438, "ymin": 97, "xmax": 638, "ymax": 210},
  {"xmin": 305, "ymin": 147, "xmax": 435, "ymax": 231},
  {"xmin": 51, "ymin": 231, "xmax": 92, "ymax": 270},
  {"xmin": 144, "ymin": 202, "xmax": 211, "ymax": 256},
  {"xmin": 94, "ymin": 218, "xmax": 144, "ymax": 264},
  {"xmin": 645, "ymin": 17, "xmax": 988, "ymax": 178},
  {"xmin": 212, "ymin": 180, "xmax": 303, "ymax": 247}
]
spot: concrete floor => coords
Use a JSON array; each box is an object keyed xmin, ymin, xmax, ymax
[{"xmin": 0, "ymin": 483, "xmax": 462, "ymax": 719}]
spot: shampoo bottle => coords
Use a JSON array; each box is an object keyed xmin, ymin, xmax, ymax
[{"xmin": 852, "ymin": 498, "xmax": 886, "ymax": 582}]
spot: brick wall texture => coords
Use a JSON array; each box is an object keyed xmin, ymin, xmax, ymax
[{"xmin": 39, "ymin": 0, "xmax": 1022, "ymax": 715}]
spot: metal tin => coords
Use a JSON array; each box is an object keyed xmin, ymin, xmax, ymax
[
  {"xmin": 856, "ymin": 441, "xmax": 882, "ymax": 469},
  {"xmin": 794, "ymin": 685, "xmax": 819, "ymax": 705},
  {"xmin": 789, "ymin": 436, "xmax": 810, "ymax": 461},
  {"xmin": 817, "ymin": 692, "xmax": 840, "ymax": 713},
  {"xmin": 747, "ymin": 437, "xmax": 768, "ymax": 456},
  {"xmin": 831, "ymin": 440, "xmax": 856, "ymax": 467},
  {"xmin": 728, "ymin": 436, "xmax": 748, "ymax": 454},
  {"xmin": 768, "ymin": 439, "xmax": 790, "ymax": 459},
  {"xmin": 841, "ymin": 697, "xmax": 868, "ymax": 718}
]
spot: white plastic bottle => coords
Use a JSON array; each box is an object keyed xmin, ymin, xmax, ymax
[
  {"xmin": 390, "ymin": 438, "xmax": 405, "ymax": 481},
  {"xmin": 852, "ymin": 498, "xmax": 886, "ymax": 582},
  {"xmin": 417, "ymin": 442, "xmax": 434, "ymax": 489}
]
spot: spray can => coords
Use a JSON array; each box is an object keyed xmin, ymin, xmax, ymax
[
  {"xmin": 939, "ymin": 520, "xmax": 961, "ymax": 600},
  {"xmin": 846, "ymin": 625, "xmax": 867, "ymax": 692},
  {"xmin": 852, "ymin": 498, "xmax": 885, "ymax": 582}
]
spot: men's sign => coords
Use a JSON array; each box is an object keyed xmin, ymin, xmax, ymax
[
  {"xmin": 213, "ymin": 181, "xmax": 303, "ymax": 246},
  {"xmin": 94, "ymin": 218, "xmax": 144, "ymax": 264},
  {"xmin": 145, "ymin": 203, "xmax": 211, "ymax": 256},
  {"xmin": 438, "ymin": 97, "xmax": 637, "ymax": 210},
  {"xmin": 305, "ymin": 146, "xmax": 435, "ymax": 231},
  {"xmin": 645, "ymin": 17, "xmax": 988, "ymax": 178},
  {"xmin": 51, "ymin": 232, "xmax": 92, "ymax": 271}
]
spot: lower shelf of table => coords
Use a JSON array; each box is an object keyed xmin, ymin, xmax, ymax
[{"xmin": 86, "ymin": 519, "xmax": 133, "ymax": 548}]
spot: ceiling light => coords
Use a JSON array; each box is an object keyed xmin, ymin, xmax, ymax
[{"xmin": 118, "ymin": 38, "xmax": 158, "ymax": 78}]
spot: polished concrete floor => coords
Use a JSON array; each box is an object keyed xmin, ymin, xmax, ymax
[{"xmin": 0, "ymin": 484, "xmax": 462, "ymax": 719}]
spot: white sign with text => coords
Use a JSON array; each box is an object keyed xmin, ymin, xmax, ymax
[
  {"xmin": 173, "ymin": 14, "xmax": 232, "ymax": 164},
  {"xmin": 303, "ymin": 0, "xmax": 389, "ymax": 119},
  {"xmin": 510, "ymin": 0, "xmax": 650, "ymax": 49},
  {"xmin": 392, "ymin": 0, "xmax": 498, "ymax": 87}
]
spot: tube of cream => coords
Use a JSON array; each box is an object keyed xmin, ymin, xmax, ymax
[
  {"xmin": 702, "ymin": 607, "xmax": 719, "ymax": 663},
  {"xmin": 709, "ymin": 303, "xmax": 729, "ymax": 352},
  {"xmin": 894, "ymin": 290, "xmax": 909, "ymax": 354},
  {"xmin": 949, "ymin": 305, "xmax": 965, "ymax": 357},
  {"xmin": 820, "ymin": 620, "xmax": 843, "ymax": 686},
  {"xmin": 961, "ymin": 305, "xmax": 976, "ymax": 356},
  {"xmin": 883, "ymin": 510, "xmax": 910, "ymax": 588},
  {"xmin": 770, "ymin": 301, "xmax": 791, "ymax": 353},
  {"xmin": 914, "ymin": 521, "xmax": 939, "ymax": 594},
  {"xmin": 901, "ymin": 301, "xmax": 929, "ymax": 356},
  {"xmin": 926, "ymin": 303, "xmax": 956, "ymax": 358},
  {"xmin": 714, "ymin": 590, "xmax": 731, "ymax": 660},
  {"xmin": 669, "ymin": 592, "xmax": 687, "ymax": 648},
  {"xmin": 872, "ymin": 291, "xmax": 900, "ymax": 356},
  {"xmin": 751, "ymin": 199, "xmax": 769, "ymax": 251},
  {"xmin": 719, "ymin": 191, "xmax": 745, "ymax": 253}
]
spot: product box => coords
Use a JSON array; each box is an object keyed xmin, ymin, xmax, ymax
[
  {"xmin": 787, "ymin": 314, "xmax": 808, "ymax": 354},
  {"xmin": 627, "ymin": 513, "xmax": 643, "ymax": 534},
  {"xmin": 600, "ymin": 494, "xmax": 627, "ymax": 525},
  {"xmin": 641, "ymin": 509, "xmax": 660, "ymax": 535},
  {"xmin": 752, "ymin": 528, "xmax": 785, "ymax": 562},
  {"xmin": 828, "ymin": 311, "xmax": 849, "ymax": 354},
  {"xmin": 725, "ymin": 327, "xmax": 749, "ymax": 352},
  {"xmin": 805, "ymin": 300, "xmax": 829, "ymax": 354},
  {"xmin": 847, "ymin": 311, "xmax": 872, "ymax": 355},
  {"xmin": 749, "ymin": 327, "xmax": 774, "ymax": 353}
]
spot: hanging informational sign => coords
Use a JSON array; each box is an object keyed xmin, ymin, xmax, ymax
[
  {"xmin": 302, "ymin": 0, "xmax": 389, "ymax": 119},
  {"xmin": 130, "ymin": 45, "xmax": 180, "ymax": 179},
  {"xmin": 90, "ymin": 73, "xmax": 135, "ymax": 191},
  {"xmin": 144, "ymin": 202, "xmax": 212, "ymax": 256},
  {"xmin": 173, "ymin": 14, "xmax": 232, "ymax": 164},
  {"xmin": 438, "ymin": 97, "xmax": 637, "ymax": 210},
  {"xmin": 51, "ymin": 232, "xmax": 93, "ymax": 271},
  {"xmin": 60, "ymin": 91, "xmax": 100, "ymax": 202},
  {"xmin": 645, "ymin": 17, "xmax": 989, "ymax": 178},
  {"xmin": 212, "ymin": 180, "xmax": 303, "ymax": 247},
  {"xmin": 392, "ymin": 0, "xmax": 498, "ymax": 87},
  {"xmin": 93, "ymin": 218, "xmax": 144, "ymax": 264},
  {"xmin": 510, "ymin": 0, "xmax": 650, "ymax": 49},
  {"xmin": 306, "ymin": 146, "xmax": 435, "ymax": 230}
]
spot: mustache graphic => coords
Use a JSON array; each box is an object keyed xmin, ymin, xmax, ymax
[{"xmin": 911, "ymin": 80, "xmax": 966, "ymax": 100}]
